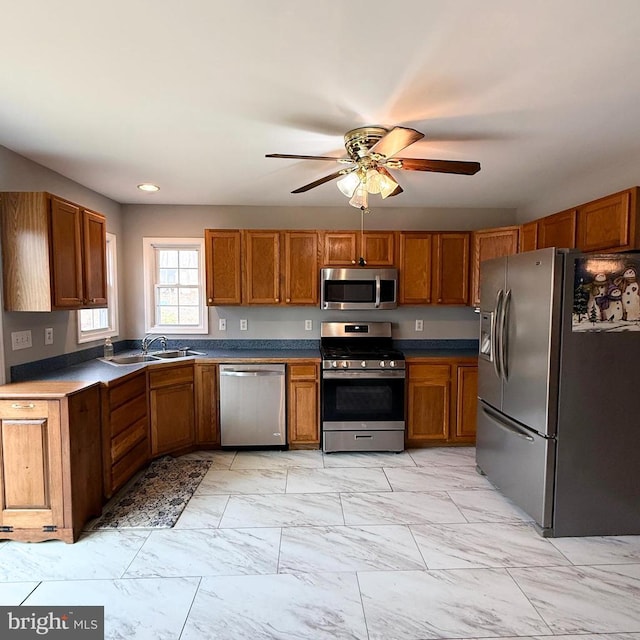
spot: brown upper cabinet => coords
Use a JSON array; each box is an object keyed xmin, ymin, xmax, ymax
[
  {"xmin": 321, "ymin": 231, "xmax": 395, "ymax": 266},
  {"xmin": 519, "ymin": 220, "xmax": 538, "ymax": 252},
  {"xmin": 537, "ymin": 208, "xmax": 577, "ymax": 250},
  {"xmin": 1, "ymin": 192, "xmax": 107, "ymax": 311},
  {"xmin": 399, "ymin": 232, "xmax": 470, "ymax": 305},
  {"xmin": 470, "ymin": 226, "xmax": 520, "ymax": 307},
  {"xmin": 205, "ymin": 229, "xmax": 319, "ymax": 306},
  {"xmin": 205, "ymin": 229, "xmax": 242, "ymax": 305},
  {"xmin": 576, "ymin": 187, "xmax": 640, "ymax": 252}
]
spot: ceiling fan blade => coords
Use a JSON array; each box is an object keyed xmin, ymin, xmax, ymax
[
  {"xmin": 266, "ymin": 153, "xmax": 345, "ymax": 161},
  {"xmin": 291, "ymin": 168, "xmax": 353, "ymax": 193},
  {"xmin": 368, "ymin": 127, "xmax": 424, "ymax": 159},
  {"xmin": 395, "ymin": 158, "xmax": 481, "ymax": 175}
]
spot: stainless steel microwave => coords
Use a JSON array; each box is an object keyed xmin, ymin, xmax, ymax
[{"xmin": 320, "ymin": 268, "xmax": 398, "ymax": 310}]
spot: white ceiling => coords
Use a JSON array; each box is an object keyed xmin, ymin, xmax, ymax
[{"xmin": 2, "ymin": 0, "xmax": 640, "ymax": 212}]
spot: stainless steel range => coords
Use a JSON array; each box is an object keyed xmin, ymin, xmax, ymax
[{"xmin": 320, "ymin": 321, "xmax": 405, "ymax": 453}]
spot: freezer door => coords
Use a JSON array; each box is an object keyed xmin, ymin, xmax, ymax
[
  {"xmin": 501, "ymin": 248, "xmax": 563, "ymax": 436},
  {"xmin": 476, "ymin": 401, "xmax": 555, "ymax": 530},
  {"xmin": 477, "ymin": 256, "xmax": 507, "ymax": 410}
]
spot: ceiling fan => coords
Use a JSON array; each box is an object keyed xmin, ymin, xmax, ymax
[{"xmin": 266, "ymin": 125, "xmax": 481, "ymax": 208}]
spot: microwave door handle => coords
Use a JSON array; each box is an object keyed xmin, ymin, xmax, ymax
[{"xmin": 375, "ymin": 275, "xmax": 381, "ymax": 308}]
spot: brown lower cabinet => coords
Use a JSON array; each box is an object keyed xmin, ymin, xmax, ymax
[
  {"xmin": 287, "ymin": 361, "xmax": 320, "ymax": 449},
  {"xmin": 194, "ymin": 363, "xmax": 219, "ymax": 446},
  {"xmin": 406, "ymin": 357, "xmax": 478, "ymax": 447},
  {"xmin": 0, "ymin": 382, "xmax": 103, "ymax": 543},
  {"xmin": 149, "ymin": 363, "xmax": 195, "ymax": 457},
  {"xmin": 102, "ymin": 370, "xmax": 149, "ymax": 499}
]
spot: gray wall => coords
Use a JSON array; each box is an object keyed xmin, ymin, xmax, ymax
[
  {"xmin": 120, "ymin": 204, "xmax": 516, "ymax": 342},
  {"xmin": 0, "ymin": 145, "xmax": 124, "ymax": 378}
]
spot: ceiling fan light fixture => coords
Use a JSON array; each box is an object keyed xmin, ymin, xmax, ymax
[
  {"xmin": 348, "ymin": 183, "xmax": 369, "ymax": 209},
  {"xmin": 364, "ymin": 168, "xmax": 383, "ymax": 194},
  {"xmin": 378, "ymin": 172, "xmax": 400, "ymax": 199},
  {"xmin": 336, "ymin": 171, "xmax": 361, "ymax": 197}
]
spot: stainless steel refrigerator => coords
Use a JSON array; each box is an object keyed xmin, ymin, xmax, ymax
[{"xmin": 476, "ymin": 247, "xmax": 640, "ymax": 537}]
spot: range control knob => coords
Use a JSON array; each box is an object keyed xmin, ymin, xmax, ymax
[
  {"xmin": 379, "ymin": 360, "xmax": 386, "ymax": 367},
  {"xmin": 389, "ymin": 360, "xmax": 396, "ymax": 368},
  {"xmin": 361, "ymin": 361, "xmax": 367, "ymax": 368},
  {"xmin": 331, "ymin": 361, "xmax": 338, "ymax": 368},
  {"xmin": 341, "ymin": 360, "xmax": 349, "ymax": 369}
]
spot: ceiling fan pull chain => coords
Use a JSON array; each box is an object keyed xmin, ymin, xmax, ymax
[{"xmin": 359, "ymin": 207, "xmax": 367, "ymax": 266}]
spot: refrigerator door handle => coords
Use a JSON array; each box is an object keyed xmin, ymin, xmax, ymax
[
  {"xmin": 492, "ymin": 289, "xmax": 504, "ymax": 380},
  {"xmin": 500, "ymin": 289, "xmax": 512, "ymax": 381},
  {"xmin": 481, "ymin": 405, "xmax": 534, "ymax": 442}
]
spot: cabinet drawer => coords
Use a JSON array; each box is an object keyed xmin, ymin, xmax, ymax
[
  {"xmin": 0, "ymin": 400, "xmax": 50, "ymax": 419},
  {"xmin": 111, "ymin": 439, "xmax": 149, "ymax": 494},
  {"xmin": 149, "ymin": 365, "xmax": 194, "ymax": 389},
  {"xmin": 407, "ymin": 364, "xmax": 451, "ymax": 381},
  {"xmin": 108, "ymin": 373, "xmax": 146, "ymax": 410},
  {"xmin": 111, "ymin": 416, "xmax": 148, "ymax": 463},
  {"xmin": 288, "ymin": 363, "xmax": 318, "ymax": 380},
  {"xmin": 110, "ymin": 394, "xmax": 148, "ymax": 438}
]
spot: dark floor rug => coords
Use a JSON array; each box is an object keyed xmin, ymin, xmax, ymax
[{"xmin": 90, "ymin": 456, "xmax": 212, "ymax": 530}]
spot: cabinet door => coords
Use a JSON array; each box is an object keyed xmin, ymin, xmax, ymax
[
  {"xmin": 50, "ymin": 196, "xmax": 84, "ymax": 308},
  {"xmin": 362, "ymin": 232, "xmax": 396, "ymax": 266},
  {"xmin": 195, "ymin": 364, "xmax": 219, "ymax": 445},
  {"xmin": 0, "ymin": 400, "xmax": 64, "ymax": 531},
  {"xmin": 284, "ymin": 231, "xmax": 318, "ymax": 305},
  {"xmin": 433, "ymin": 233, "xmax": 470, "ymax": 305},
  {"xmin": 82, "ymin": 209, "xmax": 108, "ymax": 307},
  {"xmin": 454, "ymin": 365, "xmax": 478, "ymax": 440},
  {"xmin": 244, "ymin": 231, "xmax": 281, "ymax": 304},
  {"xmin": 406, "ymin": 364, "xmax": 451, "ymax": 444},
  {"xmin": 538, "ymin": 209, "xmax": 577, "ymax": 249},
  {"xmin": 398, "ymin": 232, "xmax": 433, "ymax": 304},
  {"xmin": 577, "ymin": 188, "xmax": 636, "ymax": 252},
  {"xmin": 519, "ymin": 221, "xmax": 538, "ymax": 252},
  {"xmin": 287, "ymin": 362, "xmax": 319, "ymax": 448},
  {"xmin": 322, "ymin": 231, "xmax": 358, "ymax": 266},
  {"xmin": 150, "ymin": 382, "xmax": 195, "ymax": 456},
  {"xmin": 204, "ymin": 230, "xmax": 242, "ymax": 305},
  {"xmin": 471, "ymin": 227, "xmax": 519, "ymax": 307}
]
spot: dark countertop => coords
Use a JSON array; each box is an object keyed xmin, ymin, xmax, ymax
[{"xmin": 403, "ymin": 349, "xmax": 478, "ymax": 359}]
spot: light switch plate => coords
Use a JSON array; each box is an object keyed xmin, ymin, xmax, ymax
[
  {"xmin": 415, "ymin": 319, "xmax": 424, "ymax": 332},
  {"xmin": 305, "ymin": 320, "xmax": 313, "ymax": 331},
  {"xmin": 11, "ymin": 330, "xmax": 32, "ymax": 350},
  {"xmin": 45, "ymin": 327, "xmax": 54, "ymax": 345}
]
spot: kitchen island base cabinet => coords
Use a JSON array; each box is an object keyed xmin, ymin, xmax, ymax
[
  {"xmin": 149, "ymin": 364, "xmax": 195, "ymax": 457},
  {"xmin": 406, "ymin": 358, "xmax": 478, "ymax": 447},
  {"xmin": 287, "ymin": 362, "xmax": 320, "ymax": 449},
  {"xmin": 0, "ymin": 383, "xmax": 102, "ymax": 543}
]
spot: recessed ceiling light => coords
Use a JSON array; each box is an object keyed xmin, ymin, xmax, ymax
[{"xmin": 137, "ymin": 183, "xmax": 160, "ymax": 192}]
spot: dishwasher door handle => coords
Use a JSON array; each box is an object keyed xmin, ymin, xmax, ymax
[{"xmin": 220, "ymin": 369, "xmax": 284, "ymax": 377}]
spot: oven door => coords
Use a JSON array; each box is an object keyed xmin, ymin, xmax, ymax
[{"xmin": 321, "ymin": 370, "xmax": 405, "ymax": 430}]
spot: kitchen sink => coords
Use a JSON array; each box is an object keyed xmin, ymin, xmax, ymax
[
  {"xmin": 105, "ymin": 354, "xmax": 160, "ymax": 365},
  {"xmin": 150, "ymin": 349, "xmax": 205, "ymax": 358}
]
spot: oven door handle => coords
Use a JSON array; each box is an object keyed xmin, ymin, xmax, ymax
[
  {"xmin": 375, "ymin": 275, "xmax": 381, "ymax": 308},
  {"xmin": 322, "ymin": 370, "xmax": 405, "ymax": 380}
]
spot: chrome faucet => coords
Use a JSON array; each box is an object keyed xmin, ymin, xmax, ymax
[{"xmin": 141, "ymin": 334, "xmax": 167, "ymax": 354}]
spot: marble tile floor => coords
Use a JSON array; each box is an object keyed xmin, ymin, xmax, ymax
[{"xmin": 1, "ymin": 446, "xmax": 640, "ymax": 640}]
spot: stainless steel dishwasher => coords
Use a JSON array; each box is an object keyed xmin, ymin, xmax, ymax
[{"xmin": 219, "ymin": 363, "xmax": 286, "ymax": 447}]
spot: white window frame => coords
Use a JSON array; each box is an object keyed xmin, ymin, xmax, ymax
[
  {"xmin": 143, "ymin": 237, "xmax": 208, "ymax": 335},
  {"xmin": 77, "ymin": 232, "xmax": 119, "ymax": 343}
]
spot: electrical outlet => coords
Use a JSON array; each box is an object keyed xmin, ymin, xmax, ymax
[
  {"xmin": 415, "ymin": 319, "xmax": 424, "ymax": 332},
  {"xmin": 240, "ymin": 319, "xmax": 248, "ymax": 331},
  {"xmin": 305, "ymin": 319, "xmax": 313, "ymax": 331},
  {"xmin": 218, "ymin": 318, "xmax": 226, "ymax": 331},
  {"xmin": 45, "ymin": 327, "xmax": 54, "ymax": 345},
  {"xmin": 11, "ymin": 330, "xmax": 32, "ymax": 350}
]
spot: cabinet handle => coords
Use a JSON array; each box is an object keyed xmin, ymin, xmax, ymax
[
  {"xmin": 438, "ymin": 298, "xmax": 443, "ymax": 303},
  {"xmin": 286, "ymin": 298, "xmax": 291, "ymax": 303},
  {"xmin": 275, "ymin": 298, "xmax": 280, "ymax": 303},
  {"xmin": 208, "ymin": 298, "xmax": 213, "ymax": 303},
  {"xmin": 10, "ymin": 403, "xmax": 35, "ymax": 409}
]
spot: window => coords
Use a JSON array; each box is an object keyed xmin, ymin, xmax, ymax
[
  {"xmin": 77, "ymin": 233, "xmax": 119, "ymax": 343},
  {"xmin": 143, "ymin": 237, "xmax": 208, "ymax": 334}
]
